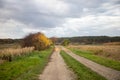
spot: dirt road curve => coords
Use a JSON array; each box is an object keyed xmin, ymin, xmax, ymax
[
  {"xmin": 39, "ymin": 46, "xmax": 75, "ymax": 80},
  {"xmin": 62, "ymin": 46, "xmax": 120, "ymax": 80}
]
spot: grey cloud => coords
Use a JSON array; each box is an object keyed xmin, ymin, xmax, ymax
[
  {"xmin": 63, "ymin": 0, "xmax": 105, "ymax": 16},
  {"xmin": 110, "ymin": 0, "xmax": 120, "ymax": 4},
  {"xmin": 0, "ymin": 0, "xmax": 101, "ymax": 22},
  {"xmin": 0, "ymin": 0, "xmax": 120, "ymax": 38},
  {"xmin": 0, "ymin": 0, "xmax": 67, "ymax": 28},
  {"xmin": 0, "ymin": 0, "xmax": 119, "ymax": 28}
]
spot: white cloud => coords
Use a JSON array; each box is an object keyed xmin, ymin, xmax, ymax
[
  {"xmin": 4, "ymin": 15, "xmax": 118, "ymax": 38},
  {"xmin": 46, "ymin": 15, "xmax": 120, "ymax": 37},
  {"xmin": 99, "ymin": 2, "xmax": 120, "ymax": 16},
  {"xmin": 0, "ymin": 0, "xmax": 120, "ymax": 38},
  {"xmin": 0, "ymin": 19, "xmax": 29, "ymax": 38},
  {"xmin": 22, "ymin": 28, "xmax": 40, "ymax": 33},
  {"xmin": 83, "ymin": 8, "xmax": 90, "ymax": 12},
  {"xmin": 33, "ymin": 0, "xmax": 70, "ymax": 15}
]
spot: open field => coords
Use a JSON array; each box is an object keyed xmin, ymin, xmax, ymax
[
  {"xmin": 68, "ymin": 45, "xmax": 120, "ymax": 61},
  {"xmin": 0, "ymin": 41, "xmax": 120, "ymax": 80},
  {"xmin": 0, "ymin": 43, "xmax": 21, "ymax": 49},
  {"xmin": 68, "ymin": 45, "xmax": 120, "ymax": 71},
  {"xmin": 0, "ymin": 48, "xmax": 53, "ymax": 80},
  {"xmin": 103, "ymin": 42, "xmax": 120, "ymax": 45},
  {"xmin": 60, "ymin": 50, "xmax": 107, "ymax": 80}
]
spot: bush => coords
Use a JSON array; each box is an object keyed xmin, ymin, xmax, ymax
[
  {"xmin": 61, "ymin": 39, "xmax": 70, "ymax": 46},
  {"xmin": 22, "ymin": 32, "xmax": 52, "ymax": 50}
]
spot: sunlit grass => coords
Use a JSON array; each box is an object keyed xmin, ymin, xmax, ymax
[
  {"xmin": 69, "ymin": 48, "xmax": 120, "ymax": 71},
  {"xmin": 60, "ymin": 50, "xmax": 107, "ymax": 80},
  {"xmin": 0, "ymin": 48, "xmax": 53, "ymax": 80}
]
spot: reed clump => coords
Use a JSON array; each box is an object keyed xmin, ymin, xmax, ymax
[{"xmin": 0, "ymin": 47, "xmax": 34, "ymax": 61}]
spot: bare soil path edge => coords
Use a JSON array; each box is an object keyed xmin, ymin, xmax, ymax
[
  {"xmin": 39, "ymin": 46, "xmax": 75, "ymax": 80},
  {"xmin": 62, "ymin": 46, "xmax": 120, "ymax": 80}
]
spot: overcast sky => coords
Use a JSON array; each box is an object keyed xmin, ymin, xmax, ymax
[{"xmin": 0, "ymin": 0, "xmax": 120, "ymax": 38}]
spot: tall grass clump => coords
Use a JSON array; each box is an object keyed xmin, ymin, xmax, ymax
[{"xmin": 0, "ymin": 47, "xmax": 34, "ymax": 61}]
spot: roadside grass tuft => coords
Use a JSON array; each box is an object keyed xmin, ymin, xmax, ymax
[
  {"xmin": 0, "ymin": 48, "xmax": 53, "ymax": 80},
  {"xmin": 60, "ymin": 50, "xmax": 107, "ymax": 80}
]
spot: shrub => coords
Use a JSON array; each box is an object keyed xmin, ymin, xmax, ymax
[
  {"xmin": 61, "ymin": 39, "xmax": 70, "ymax": 46},
  {"xmin": 22, "ymin": 32, "xmax": 52, "ymax": 50}
]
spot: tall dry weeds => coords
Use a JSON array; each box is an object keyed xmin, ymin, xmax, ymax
[
  {"xmin": 68, "ymin": 45, "xmax": 120, "ymax": 61},
  {"xmin": 0, "ymin": 47, "xmax": 34, "ymax": 61}
]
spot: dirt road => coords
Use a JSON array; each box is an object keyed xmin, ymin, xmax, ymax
[
  {"xmin": 62, "ymin": 46, "xmax": 120, "ymax": 80},
  {"xmin": 39, "ymin": 46, "xmax": 75, "ymax": 80}
]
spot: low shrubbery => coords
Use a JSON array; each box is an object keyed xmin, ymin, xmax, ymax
[{"xmin": 61, "ymin": 39, "xmax": 70, "ymax": 46}]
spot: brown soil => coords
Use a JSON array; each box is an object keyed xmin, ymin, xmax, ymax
[{"xmin": 39, "ymin": 46, "xmax": 75, "ymax": 80}]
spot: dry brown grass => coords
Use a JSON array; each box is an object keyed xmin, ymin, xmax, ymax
[
  {"xmin": 68, "ymin": 45, "xmax": 120, "ymax": 61},
  {"xmin": 0, "ymin": 47, "xmax": 34, "ymax": 61},
  {"xmin": 103, "ymin": 42, "xmax": 120, "ymax": 45}
]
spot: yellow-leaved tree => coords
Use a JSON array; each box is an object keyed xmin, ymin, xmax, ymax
[{"xmin": 22, "ymin": 32, "xmax": 52, "ymax": 50}]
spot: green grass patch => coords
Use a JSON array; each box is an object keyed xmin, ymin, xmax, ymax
[
  {"xmin": 69, "ymin": 48, "xmax": 120, "ymax": 71},
  {"xmin": 60, "ymin": 50, "xmax": 107, "ymax": 80},
  {"xmin": 0, "ymin": 48, "xmax": 53, "ymax": 80}
]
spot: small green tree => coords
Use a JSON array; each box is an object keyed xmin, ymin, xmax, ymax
[{"xmin": 61, "ymin": 39, "xmax": 70, "ymax": 46}]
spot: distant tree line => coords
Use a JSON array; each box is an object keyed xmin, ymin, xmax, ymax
[
  {"xmin": 0, "ymin": 32, "xmax": 53, "ymax": 50},
  {"xmin": 0, "ymin": 36, "xmax": 120, "ymax": 45},
  {"xmin": 0, "ymin": 39, "xmax": 22, "ymax": 44},
  {"xmin": 57, "ymin": 36, "xmax": 120, "ymax": 44}
]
